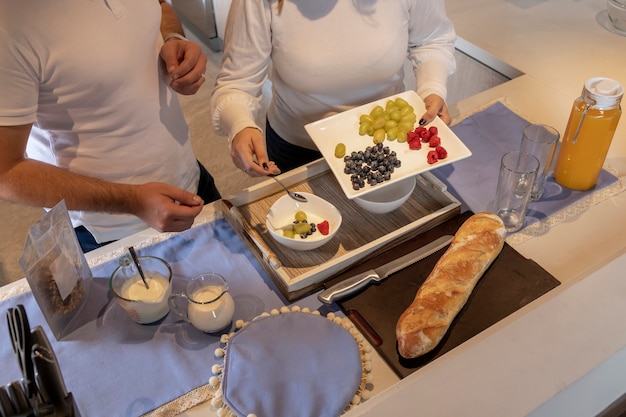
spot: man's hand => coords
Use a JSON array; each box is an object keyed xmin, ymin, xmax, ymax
[
  {"xmin": 160, "ymin": 39, "xmax": 207, "ymax": 95},
  {"xmin": 132, "ymin": 182, "xmax": 204, "ymax": 232},
  {"xmin": 0, "ymin": 124, "xmax": 204, "ymax": 234},
  {"xmin": 230, "ymin": 127, "xmax": 280, "ymax": 177}
]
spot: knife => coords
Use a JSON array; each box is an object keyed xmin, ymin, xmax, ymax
[{"xmin": 318, "ymin": 234, "xmax": 453, "ymax": 304}]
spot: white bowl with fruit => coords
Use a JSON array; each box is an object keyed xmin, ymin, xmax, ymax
[{"xmin": 266, "ymin": 192, "xmax": 342, "ymax": 251}]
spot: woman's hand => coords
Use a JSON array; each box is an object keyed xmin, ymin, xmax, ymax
[
  {"xmin": 230, "ymin": 127, "xmax": 281, "ymax": 177},
  {"xmin": 419, "ymin": 94, "xmax": 451, "ymax": 126}
]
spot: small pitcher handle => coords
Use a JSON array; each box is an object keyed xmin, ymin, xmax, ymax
[{"xmin": 168, "ymin": 294, "xmax": 190, "ymax": 322}]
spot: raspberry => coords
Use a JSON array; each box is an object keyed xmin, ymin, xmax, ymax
[
  {"xmin": 435, "ymin": 145, "xmax": 448, "ymax": 159},
  {"xmin": 429, "ymin": 126, "xmax": 438, "ymax": 136},
  {"xmin": 408, "ymin": 137, "xmax": 422, "ymax": 150},
  {"xmin": 427, "ymin": 150, "xmax": 438, "ymax": 164},
  {"xmin": 428, "ymin": 135, "xmax": 441, "ymax": 148},
  {"xmin": 415, "ymin": 126, "xmax": 427, "ymax": 137}
]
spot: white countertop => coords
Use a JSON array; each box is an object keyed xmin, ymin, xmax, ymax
[{"xmin": 346, "ymin": 0, "xmax": 626, "ymax": 415}]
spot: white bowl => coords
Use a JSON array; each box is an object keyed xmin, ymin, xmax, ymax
[
  {"xmin": 353, "ymin": 175, "xmax": 416, "ymax": 214},
  {"xmin": 266, "ymin": 192, "xmax": 342, "ymax": 251}
]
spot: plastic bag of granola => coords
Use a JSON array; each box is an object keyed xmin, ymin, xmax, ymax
[{"xmin": 19, "ymin": 200, "xmax": 92, "ymax": 340}]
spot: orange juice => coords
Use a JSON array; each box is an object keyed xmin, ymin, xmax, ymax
[{"xmin": 554, "ymin": 78, "xmax": 623, "ymax": 191}]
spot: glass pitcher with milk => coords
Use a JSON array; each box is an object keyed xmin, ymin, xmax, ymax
[{"xmin": 169, "ymin": 272, "xmax": 235, "ymax": 333}]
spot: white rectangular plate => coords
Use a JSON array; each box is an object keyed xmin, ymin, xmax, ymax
[{"xmin": 305, "ymin": 90, "xmax": 472, "ymax": 200}]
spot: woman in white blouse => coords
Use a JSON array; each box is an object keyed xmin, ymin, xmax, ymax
[{"xmin": 210, "ymin": 0, "xmax": 457, "ymax": 176}]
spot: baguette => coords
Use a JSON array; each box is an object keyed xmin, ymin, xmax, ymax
[{"xmin": 396, "ymin": 212, "xmax": 506, "ymax": 359}]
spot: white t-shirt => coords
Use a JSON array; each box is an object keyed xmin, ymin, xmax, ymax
[
  {"xmin": 210, "ymin": 0, "xmax": 457, "ymax": 149},
  {"xmin": 0, "ymin": 0, "xmax": 200, "ymax": 242}
]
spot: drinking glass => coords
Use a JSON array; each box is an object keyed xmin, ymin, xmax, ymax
[
  {"xmin": 109, "ymin": 256, "xmax": 172, "ymax": 324},
  {"xmin": 494, "ymin": 151, "xmax": 540, "ymax": 233},
  {"xmin": 608, "ymin": 0, "xmax": 626, "ymax": 32},
  {"xmin": 520, "ymin": 124, "xmax": 560, "ymax": 200}
]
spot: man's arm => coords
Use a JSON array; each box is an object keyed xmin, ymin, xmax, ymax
[
  {"xmin": 0, "ymin": 124, "xmax": 203, "ymax": 232},
  {"xmin": 158, "ymin": 0, "xmax": 207, "ymax": 95},
  {"xmin": 159, "ymin": 0, "xmax": 185, "ymax": 38}
]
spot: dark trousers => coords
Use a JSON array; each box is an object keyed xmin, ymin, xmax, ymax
[
  {"xmin": 265, "ymin": 119, "xmax": 322, "ymax": 173},
  {"xmin": 75, "ymin": 161, "xmax": 221, "ymax": 253}
]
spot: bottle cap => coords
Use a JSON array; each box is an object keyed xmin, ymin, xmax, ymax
[{"xmin": 583, "ymin": 77, "xmax": 623, "ymax": 108}]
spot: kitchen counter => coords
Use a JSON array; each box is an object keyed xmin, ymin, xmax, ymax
[
  {"xmin": 446, "ymin": 0, "xmax": 626, "ymax": 294},
  {"xmin": 2, "ymin": 1, "xmax": 624, "ymax": 416},
  {"xmin": 346, "ymin": 0, "xmax": 626, "ymax": 415}
]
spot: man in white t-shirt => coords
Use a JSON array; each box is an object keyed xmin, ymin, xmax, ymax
[{"xmin": 0, "ymin": 0, "xmax": 221, "ymax": 252}]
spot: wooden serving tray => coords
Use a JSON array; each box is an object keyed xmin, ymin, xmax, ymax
[{"xmin": 221, "ymin": 159, "xmax": 461, "ymax": 300}]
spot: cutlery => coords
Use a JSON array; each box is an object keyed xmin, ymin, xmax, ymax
[
  {"xmin": 128, "ymin": 246, "xmax": 149, "ymax": 289},
  {"xmin": 6, "ymin": 305, "xmax": 36, "ymax": 401},
  {"xmin": 269, "ymin": 175, "xmax": 308, "ymax": 202},
  {"xmin": 318, "ymin": 235, "xmax": 453, "ymax": 304},
  {"xmin": 0, "ymin": 386, "xmax": 14, "ymax": 416},
  {"xmin": 30, "ymin": 326, "xmax": 69, "ymax": 413}
]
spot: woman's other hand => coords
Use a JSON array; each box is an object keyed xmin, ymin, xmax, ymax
[
  {"xmin": 230, "ymin": 127, "xmax": 281, "ymax": 177},
  {"xmin": 419, "ymin": 94, "xmax": 451, "ymax": 126}
]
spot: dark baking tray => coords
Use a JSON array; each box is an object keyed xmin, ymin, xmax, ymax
[{"xmin": 325, "ymin": 212, "xmax": 560, "ymax": 378}]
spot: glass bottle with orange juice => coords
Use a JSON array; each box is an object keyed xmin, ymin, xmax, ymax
[{"xmin": 553, "ymin": 77, "xmax": 623, "ymax": 190}]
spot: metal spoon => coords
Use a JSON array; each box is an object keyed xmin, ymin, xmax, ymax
[
  {"xmin": 269, "ymin": 175, "xmax": 308, "ymax": 202},
  {"xmin": 128, "ymin": 246, "xmax": 149, "ymax": 289}
]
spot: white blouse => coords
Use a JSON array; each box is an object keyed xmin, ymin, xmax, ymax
[{"xmin": 211, "ymin": 0, "xmax": 457, "ymax": 150}]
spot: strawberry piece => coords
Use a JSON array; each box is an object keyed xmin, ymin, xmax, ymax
[
  {"xmin": 317, "ymin": 220, "xmax": 330, "ymax": 235},
  {"xmin": 427, "ymin": 150, "xmax": 439, "ymax": 164}
]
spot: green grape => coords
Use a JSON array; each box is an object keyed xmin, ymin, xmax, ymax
[
  {"xmin": 334, "ymin": 143, "xmax": 346, "ymax": 158},
  {"xmin": 369, "ymin": 105, "xmax": 385, "ymax": 118},
  {"xmin": 385, "ymin": 100, "xmax": 398, "ymax": 113},
  {"xmin": 372, "ymin": 117, "xmax": 386, "ymax": 130},
  {"xmin": 386, "ymin": 126, "xmax": 398, "ymax": 140},
  {"xmin": 283, "ymin": 228, "xmax": 295, "ymax": 238},
  {"xmin": 359, "ymin": 114, "xmax": 374, "ymax": 125},
  {"xmin": 294, "ymin": 210, "xmax": 307, "ymax": 221},
  {"xmin": 398, "ymin": 122, "xmax": 414, "ymax": 132},
  {"xmin": 394, "ymin": 97, "xmax": 410, "ymax": 109},
  {"xmin": 359, "ymin": 123, "xmax": 371, "ymax": 136},
  {"xmin": 400, "ymin": 105, "xmax": 415, "ymax": 117},
  {"xmin": 400, "ymin": 113, "xmax": 417, "ymax": 124},
  {"xmin": 373, "ymin": 128, "xmax": 386, "ymax": 144},
  {"xmin": 357, "ymin": 98, "xmax": 417, "ymax": 143},
  {"xmin": 384, "ymin": 120, "xmax": 398, "ymax": 130},
  {"xmin": 293, "ymin": 222, "xmax": 311, "ymax": 235}
]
